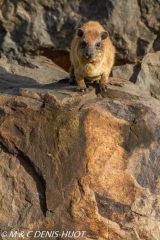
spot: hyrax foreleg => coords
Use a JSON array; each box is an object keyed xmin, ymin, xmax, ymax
[
  {"xmin": 99, "ymin": 67, "xmax": 113, "ymax": 91},
  {"xmin": 75, "ymin": 74, "xmax": 87, "ymax": 92},
  {"xmin": 69, "ymin": 65, "xmax": 76, "ymax": 84}
]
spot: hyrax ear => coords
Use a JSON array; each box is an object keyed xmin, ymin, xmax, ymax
[
  {"xmin": 101, "ymin": 31, "xmax": 109, "ymax": 40},
  {"xmin": 77, "ymin": 28, "xmax": 84, "ymax": 38}
]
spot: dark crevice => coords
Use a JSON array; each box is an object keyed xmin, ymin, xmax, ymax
[
  {"xmin": 41, "ymin": 102, "xmax": 45, "ymax": 109},
  {"xmin": 17, "ymin": 154, "xmax": 47, "ymax": 216},
  {"xmin": 78, "ymin": 103, "xmax": 86, "ymax": 111},
  {"xmin": 68, "ymin": 200, "xmax": 74, "ymax": 219},
  {"xmin": 129, "ymin": 62, "xmax": 141, "ymax": 84},
  {"xmin": 137, "ymin": 0, "xmax": 159, "ymax": 34},
  {"xmin": 130, "ymin": 126, "xmax": 139, "ymax": 139},
  {"xmin": 131, "ymin": 210, "xmax": 147, "ymax": 217},
  {"xmin": 77, "ymin": 179, "xmax": 85, "ymax": 195},
  {"xmin": 0, "ymin": 108, "xmax": 5, "ymax": 125},
  {"xmin": 0, "ymin": 141, "xmax": 11, "ymax": 154},
  {"xmin": 6, "ymin": 54, "xmax": 38, "ymax": 69},
  {"xmin": 0, "ymin": 143, "xmax": 47, "ymax": 216},
  {"xmin": 153, "ymin": 34, "xmax": 160, "ymax": 52},
  {"xmin": 137, "ymin": 0, "xmax": 143, "ymax": 21},
  {"xmin": 95, "ymin": 192, "xmax": 131, "ymax": 226},
  {"xmin": 133, "ymin": 118, "xmax": 137, "ymax": 124},
  {"xmin": 136, "ymin": 38, "xmax": 149, "ymax": 59}
]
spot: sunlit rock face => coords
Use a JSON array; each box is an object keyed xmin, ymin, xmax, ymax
[
  {"xmin": 0, "ymin": 0, "xmax": 159, "ymax": 63},
  {"xmin": 0, "ymin": 55, "xmax": 160, "ymax": 239}
]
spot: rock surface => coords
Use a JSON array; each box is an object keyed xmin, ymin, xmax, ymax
[
  {"xmin": 0, "ymin": 0, "xmax": 160, "ymax": 63},
  {"xmin": 111, "ymin": 51, "xmax": 160, "ymax": 100},
  {"xmin": 111, "ymin": 63, "xmax": 141, "ymax": 83},
  {"xmin": 0, "ymin": 55, "xmax": 160, "ymax": 240},
  {"xmin": 136, "ymin": 52, "xmax": 160, "ymax": 100}
]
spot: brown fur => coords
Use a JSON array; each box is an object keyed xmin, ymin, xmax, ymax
[{"xmin": 70, "ymin": 21, "xmax": 115, "ymax": 91}]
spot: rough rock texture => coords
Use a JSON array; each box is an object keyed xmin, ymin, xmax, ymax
[
  {"xmin": 0, "ymin": 55, "xmax": 160, "ymax": 240},
  {"xmin": 136, "ymin": 52, "xmax": 160, "ymax": 100},
  {"xmin": 111, "ymin": 63, "xmax": 141, "ymax": 83},
  {"xmin": 111, "ymin": 51, "xmax": 160, "ymax": 100},
  {"xmin": 0, "ymin": 0, "xmax": 160, "ymax": 63}
]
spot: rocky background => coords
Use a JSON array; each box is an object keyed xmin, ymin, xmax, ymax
[
  {"xmin": 0, "ymin": 1, "xmax": 160, "ymax": 240},
  {"xmin": 0, "ymin": 52, "xmax": 160, "ymax": 240},
  {"xmin": 0, "ymin": 53, "xmax": 160, "ymax": 240},
  {"xmin": 0, "ymin": 0, "xmax": 160, "ymax": 67}
]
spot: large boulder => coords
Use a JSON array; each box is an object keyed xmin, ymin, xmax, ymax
[
  {"xmin": 0, "ymin": 55, "xmax": 160, "ymax": 239},
  {"xmin": 111, "ymin": 51, "xmax": 160, "ymax": 100},
  {"xmin": 136, "ymin": 52, "xmax": 160, "ymax": 100},
  {"xmin": 0, "ymin": 0, "xmax": 159, "ymax": 63},
  {"xmin": 111, "ymin": 63, "xmax": 141, "ymax": 83}
]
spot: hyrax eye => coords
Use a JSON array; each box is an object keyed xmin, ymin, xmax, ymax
[
  {"xmin": 81, "ymin": 41, "xmax": 87, "ymax": 47},
  {"xmin": 96, "ymin": 42, "xmax": 101, "ymax": 48}
]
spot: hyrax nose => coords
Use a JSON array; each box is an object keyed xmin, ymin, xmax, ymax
[
  {"xmin": 85, "ymin": 50, "xmax": 94, "ymax": 59},
  {"xmin": 85, "ymin": 52, "xmax": 91, "ymax": 58}
]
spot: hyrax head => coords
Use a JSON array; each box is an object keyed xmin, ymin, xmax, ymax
[{"xmin": 77, "ymin": 28, "xmax": 109, "ymax": 60}]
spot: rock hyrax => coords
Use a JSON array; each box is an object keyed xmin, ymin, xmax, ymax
[{"xmin": 70, "ymin": 21, "xmax": 115, "ymax": 91}]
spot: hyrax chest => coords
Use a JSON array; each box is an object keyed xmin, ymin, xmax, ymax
[{"xmin": 80, "ymin": 62, "xmax": 102, "ymax": 81}]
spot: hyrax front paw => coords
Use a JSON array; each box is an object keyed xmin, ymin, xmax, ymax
[
  {"xmin": 78, "ymin": 86, "xmax": 87, "ymax": 92},
  {"xmin": 99, "ymin": 83, "xmax": 108, "ymax": 92},
  {"xmin": 77, "ymin": 80, "xmax": 87, "ymax": 92}
]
